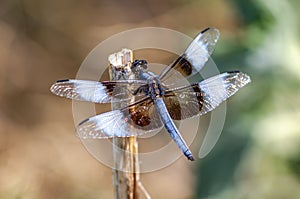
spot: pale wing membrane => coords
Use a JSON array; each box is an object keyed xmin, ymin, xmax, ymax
[
  {"xmin": 198, "ymin": 71, "xmax": 251, "ymax": 115},
  {"xmin": 160, "ymin": 28, "xmax": 220, "ymax": 86},
  {"xmin": 50, "ymin": 79, "xmax": 148, "ymax": 103},
  {"xmin": 76, "ymin": 98, "xmax": 163, "ymax": 139},
  {"xmin": 164, "ymin": 71, "xmax": 251, "ymax": 120}
]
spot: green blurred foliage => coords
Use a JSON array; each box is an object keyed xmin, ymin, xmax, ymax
[{"xmin": 195, "ymin": 0, "xmax": 300, "ymax": 198}]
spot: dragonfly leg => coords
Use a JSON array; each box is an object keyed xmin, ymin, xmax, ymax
[{"xmin": 132, "ymin": 85, "xmax": 148, "ymax": 95}]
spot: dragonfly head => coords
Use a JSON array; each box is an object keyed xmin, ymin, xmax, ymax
[{"xmin": 131, "ymin": 59, "xmax": 148, "ymax": 73}]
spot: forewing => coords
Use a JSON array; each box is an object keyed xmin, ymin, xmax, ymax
[
  {"xmin": 50, "ymin": 79, "xmax": 148, "ymax": 103},
  {"xmin": 76, "ymin": 97, "xmax": 164, "ymax": 139},
  {"xmin": 160, "ymin": 28, "xmax": 220, "ymax": 86},
  {"xmin": 164, "ymin": 71, "xmax": 251, "ymax": 120}
]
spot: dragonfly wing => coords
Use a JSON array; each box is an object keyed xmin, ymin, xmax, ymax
[
  {"xmin": 76, "ymin": 97, "xmax": 164, "ymax": 139},
  {"xmin": 164, "ymin": 71, "xmax": 251, "ymax": 120},
  {"xmin": 163, "ymin": 84, "xmax": 204, "ymax": 120},
  {"xmin": 160, "ymin": 28, "xmax": 220, "ymax": 86},
  {"xmin": 50, "ymin": 79, "xmax": 148, "ymax": 103}
]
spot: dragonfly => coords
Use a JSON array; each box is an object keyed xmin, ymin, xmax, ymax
[{"xmin": 50, "ymin": 28, "xmax": 251, "ymax": 161}]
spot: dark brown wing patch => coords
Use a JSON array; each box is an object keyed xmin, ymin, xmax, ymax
[
  {"xmin": 170, "ymin": 56, "xmax": 193, "ymax": 77},
  {"xmin": 163, "ymin": 84, "xmax": 204, "ymax": 120},
  {"xmin": 121, "ymin": 98, "xmax": 162, "ymax": 130},
  {"xmin": 129, "ymin": 101, "xmax": 152, "ymax": 127}
]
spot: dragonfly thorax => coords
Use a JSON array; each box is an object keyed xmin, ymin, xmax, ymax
[
  {"xmin": 147, "ymin": 77, "xmax": 165, "ymax": 100},
  {"xmin": 132, "ymin": 59, "xmax": 166, "ymax": 100}
]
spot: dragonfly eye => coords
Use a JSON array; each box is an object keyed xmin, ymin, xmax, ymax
[
  {"xmin": 140, "ymin": 60, "xmax": 148, "ymax": 65},
  {"xmin": 139, "ymin": 60, "xmax": 148, "ymax": 69},
  {"xmin": 132, "ymin": 59, "xmax": 148, "ymax": 72}
]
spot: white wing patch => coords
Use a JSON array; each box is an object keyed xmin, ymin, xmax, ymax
[
  {"xmin": 70, "ymin": 80, "xmax": 109, "ymax": 103},
  {"xmin": 199, "ymin": 71, "xmax": 251, "ymax": 115},
  {"xmin": 50, "ymin": 79, "xmax": 148, "ymax": 103},
  {"xmin": 76, "ymin": 110, "xmax": 132, "ymax": 138},
  {"xmin": 185, "ymin": 28, "xmax": 220, "ymax": 75},
  {"xmin": 76, "ymin": 109, "xmax": 164, "ymax": 139},
  {"xmin": 50, "ymin": 79, "xmax": 111, "ymax": 103}
]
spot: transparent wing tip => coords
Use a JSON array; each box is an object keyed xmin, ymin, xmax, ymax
[
  {"xmin": 50, "ymin": 80, "xmax": 68, "ymax": 96},
  {"xmin": 222, "ymin": 71, "xmax": 251, "ymax": 98},
  {"xmin": 50, "ymin": 79, "xmax": 76, "ymax": 99},
  {"xmin": 227, "ymin": 71, "xmax": 251, "ymax": 87},
  {"xmin": 200, "ymin": 27, "xmax": 220, "ymax": 37},
  {"xmin": 196, "ymin": 27, "xmax": 220, "ymax": 53},
  {"xmin": 76, "ymin": 118, "xmax": 106, "ymax": 139}
]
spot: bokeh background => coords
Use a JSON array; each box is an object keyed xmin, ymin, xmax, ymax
[{"xmin": 1, "ymin": 0, "xmax": 300, "ymax": 198}]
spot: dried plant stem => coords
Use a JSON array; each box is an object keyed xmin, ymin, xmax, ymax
[
  {"xmin": 109, "ymin": 49, "xmax": 150, "ymax": 199},
  {"xmin": 113, "ymin": 137, "xmax": 139, "ymax": 199}
]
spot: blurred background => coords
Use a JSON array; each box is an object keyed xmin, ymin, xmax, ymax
[{"xmin": 1, "ymin": 0, "xmax": 300, "ymax": 198}]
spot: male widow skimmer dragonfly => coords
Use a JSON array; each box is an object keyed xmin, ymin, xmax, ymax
[{"xmin": 50, "ymin": 28, "xmax": 251, "ymax": 161}]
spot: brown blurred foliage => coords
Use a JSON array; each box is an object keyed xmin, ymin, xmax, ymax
[{"xmin": 0, "ymin": 0, "xmax": 242, "ymax": 198}]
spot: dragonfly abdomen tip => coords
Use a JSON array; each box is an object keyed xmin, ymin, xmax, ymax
[{"xmin": 187, "ymin": 155, "xmax": 195, "ymax": 161}]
